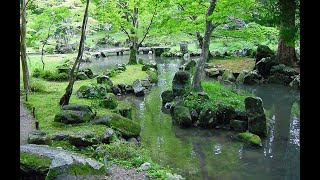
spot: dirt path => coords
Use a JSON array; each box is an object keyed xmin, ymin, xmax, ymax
[{"xmin": 20, "ymin": 97, "xmax": 36, "ymax": 145}]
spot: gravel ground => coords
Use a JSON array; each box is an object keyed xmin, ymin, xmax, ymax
[
  {"xmin": 20, "ymin": 97, "xmax": 36, "ymax": 145},
  {"xmin": 107, "ymin": 165, "xmax": 149, "ymax": 180}
]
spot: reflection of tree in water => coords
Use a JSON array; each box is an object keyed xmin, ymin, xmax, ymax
[{"xmin": 253, "ymin": 85, "xmax": 299, "ymax": 179}]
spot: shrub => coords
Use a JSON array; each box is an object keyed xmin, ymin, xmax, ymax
[
  {"xmin": 30, "ymin": 81, "xmax": 46, "ymax": 92},
  {"xmin": 32, "ymin": 68, "xmax": 42, "ymax": 78}
]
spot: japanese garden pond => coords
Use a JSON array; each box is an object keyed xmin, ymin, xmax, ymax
[{"xmin": 81, "ymin": 54, "xmax": 300, "ymax": 180}]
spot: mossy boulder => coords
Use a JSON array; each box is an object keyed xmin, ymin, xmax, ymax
[
  {"xmin": 61, "ymin": 104, "xmax": 93, "ymax": 113},
  {"xmin": 100, "ymin": 128, "xmax": 114, "ymax": 144},
  {"xmin": 183, "ymin": 60, "xmax": 196, "ymax": 71},
  {"xmin": 243, "ymin": 70, "xmax": 262, "ymax": 84},
  {"xmin": 230, "ymin": 120, "xmax": 248, "ymax": 132},
  {"xmin": 79, "ymin": 68, "xmax": 94, "ymax": 79},
  {"xmin": 236, "ymin": 132, "xmax": 261, "ymax": 146},
  {"xmin": 133, "ymin": 80, "xmax": 146, "ymax": 97},
  {"xmin": 172, "ymin": 70, "xmax": 190, "ymax": 96},
  {"xmin": 268, "ymin": 73, "xmax": 293, "ymax": 85},
  {"xmin": 96, "ymin": 75, "xmax": 113, "ymax": 86},
  {"xmin": 93, "ymin": 113, "xmax": 141, "ymax": 138},
  {"xmin": 76, "ymin": 71, "xmax": 88, "ymax": 80},
  {"xmin": 245, "ymin": 97, "xmax": 267, "ymax": 137},
  {"xmin": 270, "ymin": 64, "xmax": 299, "ymax": 77},
  {"xmin": 99, "ymin": 93, "xmax": 118, "ymax": 109},
  {"xmin": 205, "ymin": 68, "xmax": 221, "ymax": 78},
  {"xmin": 198, "ymin": 109, "xmax": 217, "ymax": 128},
  {"xmin": 256, "ymin": 57, "xmax": 279, "ymax": 76},
  {"xmin": 236, "ymin": 70, "xmax": 248, "ymax": 84},
  {"xmin": 142, "ymin": 62, "xmax": 157, "ymax": 71},
  {"xmin": 116, "ymin": 100, "xmax": 132, "ymax": 119},
  {"xmin": 54, "ymin": 110, "xmax": 95, "ymax": 124},
  {"xmin": 56, "ymin": 64, "xmax": 71, "ymax": 74},
  {"xmin": 161, "ymin": 90, "xmax": 175, "ymax": 104},
  {"xmin": 146, "ymin": 69, "xmax": 158, "ymax": 83},
  {"xmin": 20, "ymin": 152, "xmax": 52, "ymax": 180},
  {"xmin": 76, "ymin": 84, "xmax": 107, "ymax": 98},
  {"xmin": 221, "ymin": 69, "xmax": 236, "ymax": 82},
  {"xmin": 27, "ymin": 130, "xmax": 52, "ymax": 145},
  {"xmin": 69, "ymin": 132, "xmax": 99, "ymax": 147},
  {"xmin": 173, "ymin": 106, "xmax": 193, "ymax": 127},
  {"xmin": 215, "ymin": 104, "xmax": 236, "ymax": 125},
  {"xmin": 255, "ymin": 45, "xmax": 274, "ymax": 64},
  {"xmin": 20, "ymin": 144, "xmax": 106, "ymax": 180}
]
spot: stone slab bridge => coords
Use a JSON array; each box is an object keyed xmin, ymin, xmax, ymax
[{"xmin": 94, "ymin": 46, "xmax": 171, "ymax": 57}]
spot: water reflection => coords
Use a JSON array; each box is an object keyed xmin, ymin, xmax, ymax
[{"xmin": 81, "ymin": 54, "xmax": 300, "ymax": 179}]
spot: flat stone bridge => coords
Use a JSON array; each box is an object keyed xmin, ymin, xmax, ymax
[{"xmin": 94, "ymin": 46, "xmax": 171, "ymax": 57}]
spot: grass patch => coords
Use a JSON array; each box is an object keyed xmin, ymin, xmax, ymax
[
  {"xmin": 207, "ymin": 58, "xmax": 255, "ymax": 73},
  {"xmin": 184, "ymin": 81, "xmax": 252, "ymax": 111}
]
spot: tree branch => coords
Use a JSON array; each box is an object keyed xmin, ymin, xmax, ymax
[{"xmin": 138, "ymin": 8, "xmax": 157, "ymax": 46}]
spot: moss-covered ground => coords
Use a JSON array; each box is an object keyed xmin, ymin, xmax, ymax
[{"xmin": 20, "ymin": 54, "xmax": 176, "ymax": 179}]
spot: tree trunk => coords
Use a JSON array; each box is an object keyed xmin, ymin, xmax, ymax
[
  {"xmin": 192, "ymin": 0, "xmax": 217, "ymax": 90},
  {"xmin": 59, "ymin": 0, "xmax": 90, "ymax": 106},
  {"xmin": 20, "ymin": 0, "xmax": 30, "ymax": 92},
  {"xmin": 128, "ymin": 45, "xmax": 137, "ymax": 65},
  {"xmin": 41, "ymin": 42, "xmax": 46, "ymax": 71},
  {"xmin": 276, "ymin": 0, "xmax": 297, "ymax": 66},
  {"xmin": 128, "ymin": 6, "xmax": 139, "ymax": 65},
  {"xmin": 196, "ymin": 32, "xmax": 203, "ymax": 49}
]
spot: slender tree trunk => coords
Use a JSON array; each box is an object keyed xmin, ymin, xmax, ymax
[
  {"xmin": 196, "ymin": 32, "xmax": 203, "ymax": 49},
  {"xmin": 277, "ymin": 0, "xmax": 297, "ymax": 66},
  {"xmin": 41, "ymin": 41, "xmax": 47, "ymax": 71},
  {"xmin": 192, "ymin": 0, "xmax": 217, "ymax": 90},
  {"xmin": 40, "ymin": 21, "xmax": 55, "ymax": 71},
  {"xmin": 59, "ymin": 0, "xmax": 90, "ymax": 106},
  {"xmin": 20, "ymin": 0, "xmax": 30, "ymax": 92},
  {"xmin": 128, "ymin": 6, "xmax": 139, "ymax": 65}
]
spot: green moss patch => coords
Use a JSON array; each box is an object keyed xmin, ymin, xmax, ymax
[
  {"xmin": 236, "ymin": 132, "xmax": 261, "ymax": 146},
  {"xmin": 20, "ymin": 152, "xmax": 53, "ymax": 174}
]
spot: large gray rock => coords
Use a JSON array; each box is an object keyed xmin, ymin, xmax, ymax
[
  {"xmin": 139, "ymin": 162, "xmax": 151, "ymax": 171},
  {"xmin": 54, "ymin": 110, "xmax": 95, "ymax": 124},
  {"xmin": 245, "ymin": 97, "xmax": 267, "ymax": 136},
  {"xmin": 56, "ymin": 44, "xmax": 73, "ymax": 54},
  {"xmin": 173, "ymin": 106, "xmax": 193, "ymax": 127},
  {"xmin": 161, "ymin": 90, "xmax": 174, "ymax": 104},
  {"xmin": 97, "ymin": 75, "xmax": 113, "ymax": 86},
  {"xmin": 172, "ymin": 70, "xmax": 190, "ymax": 96},
  {"xmin": 268, "ymin": 73, "xmax": 293, "ymax": 85},
  {"xmin": 93, "ymin": 113, "xmax": 141, "ymax": 138},
  {"xmin": 20, "ymin": 144, "xmax": 106, "ymax": 180},
  {"xmin": 256, "ymin": 57, "xmax": 279, "ymax": 76},
  {"xmin": 255, "ymin": 45, "xmax": 274, "ymax": 64},
  {"xmin": 27, "ymin": 130, "xmax": 52, "ymax": 145},
  {"xmin": 133, "ymin": 80, "xmax": 146, "ymax": 97}
]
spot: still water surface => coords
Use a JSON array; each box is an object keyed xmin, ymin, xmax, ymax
[{"xmin": 82, "ymin": 54, "xmax": 300, "ymax": 180}]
